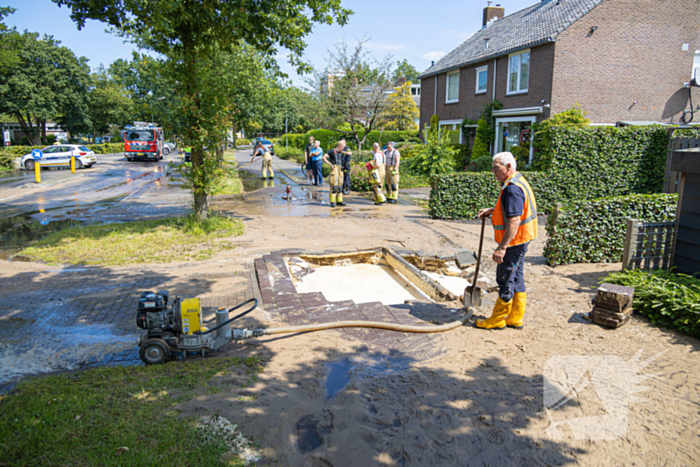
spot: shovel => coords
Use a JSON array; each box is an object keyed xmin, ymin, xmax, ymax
[{"xmin": 463, "ymin": 216, "xmax": 486, "ymax": 308}]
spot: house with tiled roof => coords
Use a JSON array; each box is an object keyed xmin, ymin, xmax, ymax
[{"xmin": 418, "ymin": 0, "xmax": 700, "ymax": 161}]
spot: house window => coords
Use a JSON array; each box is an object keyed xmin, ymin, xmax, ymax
[
  {"xmin": 507, "ymin": 50, "xmax": 530, "ymax": 94},
  {"xmin": 439, "ymin": 120, "xmax": 462, "ymax": 144},
  {"xmin": 446, "ymin": 71, "xmax": 459, "ymax": 103},
  {"xmin": 475, "ymin": 66, "xmax": 488, "ymax": 94}
]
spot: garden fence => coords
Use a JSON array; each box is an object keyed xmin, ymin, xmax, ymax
[{"xmin": 621, "ymin": 219, "xmax": 677, "ymax": 271}]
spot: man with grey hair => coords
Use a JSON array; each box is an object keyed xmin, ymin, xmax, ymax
[
  {"xmin": 384, "ymin": 141, "xmax": 401, "ymax": 203},
  {"xmin": 475, "ymin": 151, "xmax": 538, "ymax": 330}
]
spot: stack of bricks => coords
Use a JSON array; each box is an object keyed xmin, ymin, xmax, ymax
[{"xmin": 590, "ymin": 283, "xmax": 634, "ymax": 328}]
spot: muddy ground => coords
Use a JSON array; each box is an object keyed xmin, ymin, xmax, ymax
[{"xmin": 1, "ymin": 153, "xmax": 698, "ymax": 465}]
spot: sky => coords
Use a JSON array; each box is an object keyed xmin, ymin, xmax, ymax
[{"xmin": 3, "ymin": 0, "xmax": 537, "ymax": 88}]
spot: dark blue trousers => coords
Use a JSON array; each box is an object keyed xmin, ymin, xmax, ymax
[
  {"xmin": 496, "ymin": 243, "xmax": 528, "ymax": 301},
  {"xmin": 313, "ymin": 160, "xmax": 323, "ymax": 186}
]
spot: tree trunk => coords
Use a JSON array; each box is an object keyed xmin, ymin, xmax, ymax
[
  {"xmin": 194, "ymin": 191, "xmax": 209, "ymax": 220},
  {"xmin": 40, "ymin": 120, "xmax": 47, "ymax": 145},
  {"xmin": 16, "ymin": 112, "xmax": 37, "ymax": 146}
]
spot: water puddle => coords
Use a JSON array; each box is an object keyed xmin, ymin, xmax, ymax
[{"xmin": 326, "ymin": 358, "xmax": 351, "ymax": 398}]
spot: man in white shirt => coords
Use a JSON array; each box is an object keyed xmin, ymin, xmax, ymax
[
  {"xmin": 367, "ymin": 142, "xmax": 387, "ymax": 205},
  {"xmin": 383, "ymin": 141, "xmax": 401, "ymax": 204}
]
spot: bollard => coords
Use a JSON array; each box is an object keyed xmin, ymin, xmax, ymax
[
  {"xmin": 34, "ymin": 162, "xmax": 41, "ymax": 183},
  {"xmin": 70, "ymin": 155, "xmax": 75, "ymax": 173}
]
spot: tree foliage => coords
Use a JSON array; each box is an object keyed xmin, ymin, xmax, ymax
[
  {"xmin": 0, "ymin": 32, "xmax": 90, "ymax": 145},
  {"xmin": 0, "ymin": 7, "xmax": 21, "ymax": 73},
  {"xmin": 306, "ymin": 39, "xmax": 394, "ymax": 152},
  {"xmin": 53, "ymin": 0, "xmax": 352, "ymax": 219},
  {"xmin": 393, "ymin": 59, "xmax": 420, "ymax": 83},
  {"xmin": 382, "ymin": 81, "xmax": 418, "ymax": 131},
  {"xmin": 87, "ymin": 66, "xmax": 132, "ymax": 142}
]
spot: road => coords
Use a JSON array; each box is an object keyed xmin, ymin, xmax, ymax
[{"xmin": 0, "ymin": 152, "xmax": 191, "ymax": 258}]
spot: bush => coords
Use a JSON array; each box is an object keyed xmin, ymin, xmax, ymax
[
  {"xmin": 471, "ymin": 117, "xmax": 491, "ymax": 160},
  {"xmin": 544, "ymin": 193, "xmax": 677, "ymax": 266},
  {"xmin": 86, "ymin": 143, "xmax": 124, "ymax": 154},
  {"xmin": 510, "ymin": 145, "xmax": 529, "ymax": 168},
  {"xmin": 348, "ymin": 162, "xmax": 431, "ymax": 193},
  {"xmin": 451, "ymin": 144, "xmax": 470, "ymax": 171},
  {"xmin": 466, "ymin": 155, "xmax": 492, "ymax": 172},
  {"xmin": 405, "ymin": 126, "xmax": 456, "ymax": 177},
  {"xmin": 279, "ymin": 133, "xmax": 309, "ymax": 149},
  {"xmin": 276, "ymin": 150, "xmax": 305, "ymax": 164},
  {"xmin": 235, "ymin": 138, "xmax": 251, "ymax": 146},
  {"xmin": 532, "ymin": 125, "xmax": 669, "ymax": 194},
  {"xmin": 604, "ymin": 269, "xmax": 700, "ymax": 338}
]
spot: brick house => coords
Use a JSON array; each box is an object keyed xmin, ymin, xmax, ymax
[{"xmin": 418, "ymin": 0, "xmax": 700, "ymax": 162}]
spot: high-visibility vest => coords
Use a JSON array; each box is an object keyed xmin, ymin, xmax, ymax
[{"xmin": 492, "ymin": 172, "xmax": 538, "ymax": 247}]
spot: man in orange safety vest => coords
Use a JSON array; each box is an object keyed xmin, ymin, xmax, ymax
[{"xmin": 476, "ymin": 151, "xmax": 538, "ymax": 330}]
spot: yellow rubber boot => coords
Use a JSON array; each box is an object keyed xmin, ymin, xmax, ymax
[
  {"xmin": 476, "ymin": 298, "xmax": 511, "ymax": 330},
  {"xmin": 505, "ymin": 292, "xmax": 526, "ymax": 329}
]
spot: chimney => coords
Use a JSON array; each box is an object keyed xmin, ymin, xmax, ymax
[
  {"xmin": 483, "ymin": 2, "xmax": 505, "ymax": 27},
  {"xmin": 396, "ymin": 76, "xmax": 407, "ymax": 86}
]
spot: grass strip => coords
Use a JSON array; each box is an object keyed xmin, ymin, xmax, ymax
[
  {"xmin": 604, "ymin": 269, "xmax": 700, "ymax": 338},
  {"xmin": 0, "ymin": 357, "xmax": 263, "ymax": 466},
  {"xmin": 19, "ymin": 215, "xmax": 244, "ymax": 266}
]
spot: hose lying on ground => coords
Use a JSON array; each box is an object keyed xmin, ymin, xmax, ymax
[{"xmin": 260, "ymin": 308, "xmax": 473, "ymax": 336}]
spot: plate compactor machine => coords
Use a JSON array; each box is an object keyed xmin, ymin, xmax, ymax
[{"xmin": 136, "ymin": 290, "xmax": 474, "ymax": 365}]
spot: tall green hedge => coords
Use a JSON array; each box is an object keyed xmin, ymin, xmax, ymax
[
  {"xmin": 281, "ymin": 129, "xmax": 419, "ymax": 150},
  {"xmin": 544, "ymin": 193, "xmax": 677, "ymax": 266},
  {"xmin": 0, "ymin": 143, "xmax": 125, "ymax": 169},
  {"xmin": 533, "ymin": 125, "xmax": 669, "ymax": 194},
  {"xmin": 430, "ymin": 125, "xmax": 670, "ymax": 220}
]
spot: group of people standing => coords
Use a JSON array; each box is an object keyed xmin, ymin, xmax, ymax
[{"xmin": 304, "ymin": 136, "xmax": 401, "ymax": 207}]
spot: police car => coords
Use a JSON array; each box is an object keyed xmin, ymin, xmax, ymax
[{"xmin": 21, "ymin": 145, "xmax": 97, "ymax": 171}]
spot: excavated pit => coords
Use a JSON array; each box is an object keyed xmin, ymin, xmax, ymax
[{"xmin": 285, "ymin": 248, "xmax": 479, "ymax": 306}]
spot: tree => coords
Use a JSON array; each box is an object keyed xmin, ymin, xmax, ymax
[
  {"xmin": 0, "ymin": 32, "xmax": 90, "ymax": 145},
  {"xmin": 0, "ymin": 7, "xmax": 21, "ymax": 73},
  {"xmin": 393, "ymin": 59, "xmax": 420, "ymax": 83},
  {"xmin": 88, "ymin": 66, "xmax": 132, "ymax": 142},
  {"xmin": 307, "ymin": 39, "xmax": 394, "ymax": 152},
  {"xmin": 382, "ymin": 81, "xmax": 418, "ymax": 131},
  {"xmin": 54, "ymin": 0, "xmax": 352, "ymax": 219}
]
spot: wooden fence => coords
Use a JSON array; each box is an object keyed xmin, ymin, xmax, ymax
[
  {"xmin": 664, "ymin": 134, "xmax": 700, "ymax": 193},
  {"xmin": 621, "ymin": 219, "xmax": 677, "ymax": 271}
]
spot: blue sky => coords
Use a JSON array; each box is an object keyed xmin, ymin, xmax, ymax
[{"xmin": 3, "ymin": 0, "xmax": 536, "ymax": 87}]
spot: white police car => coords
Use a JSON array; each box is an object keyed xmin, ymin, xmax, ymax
[{"xmin": 21, "ymin": 145, "xmax": 97, "ymax": 171}]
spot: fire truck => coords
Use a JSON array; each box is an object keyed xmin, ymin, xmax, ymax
[{"xmin": 122, "ymin": 122, "xmax": 165, "ymax": 162}]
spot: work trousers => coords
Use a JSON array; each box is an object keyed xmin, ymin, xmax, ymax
[
  {"xmin": 312, "ymin": 159, "xmax": 323, "ymax": 185},
  {"xmin": 384, "ymin": 169, "xmax": 400, "ymax": 200},
  {"xmin": 342, "ymin": 166, "xmax": 351, "ymax": 192},
  {"xmin": 496, "ymin": 244, "xmax": 528, "ymax": 301},
  {"xmin": 329, "ymin": 165, "xmax": 344, "ymax": 204},
  {"xmin": 262, "ymin": 153, "xmax": 274, "ymax": 178},
  {"xmin": 368, "ymin": 166, "xmax": 386, "ymax": 203}
]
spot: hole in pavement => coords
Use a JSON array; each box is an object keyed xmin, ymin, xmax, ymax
[{"xmin": 296, "ymin": 414, "xmax": 324, "ymax": 453}]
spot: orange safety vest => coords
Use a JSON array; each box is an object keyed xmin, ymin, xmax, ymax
[{"xmin": 492, "ymin": 172, "xmax": 538, "ymax": 247}]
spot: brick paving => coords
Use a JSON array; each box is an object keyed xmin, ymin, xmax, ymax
[{"xmin": 254, "ymin": 250, "xmax": 464, "ymax": 365}]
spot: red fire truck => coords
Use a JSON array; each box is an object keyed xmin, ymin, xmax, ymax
[{"xmin": 122, "ymin": 122, "xmax": 165, "ymax": 162}]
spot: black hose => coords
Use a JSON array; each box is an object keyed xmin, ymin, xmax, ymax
[
  {"xmin": 681, "ymin": 86, "xmax": 694, "ymax": 124},
  {"xmin": 194, "ymin": 298, "xmax": 258, "ymax": 335}
]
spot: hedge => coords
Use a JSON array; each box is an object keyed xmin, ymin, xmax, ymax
[
  {"xmin": 430, "ymin": 125, "xmax": 670, "ymax": 220},
  {"xmin": 544, "ymin": 193, "xmax": 677, "ymax": 266},
  {"xmin": 604, "ymin": 269, "xmax": 700, "ymax": 339},
  {"xmin": 281, "ymin": 129, "xmax": 419, "ymax": 151},
  {"xmin": 533, "ymin": 125, "xmax": 669, "ymax": 194},
  {"xmin": 0, "ymin": 143, "xmax": 125, "ymax": 169}
]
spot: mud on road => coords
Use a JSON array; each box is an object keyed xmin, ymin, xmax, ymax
[{"xmin": 0, "ymin": 151, "xmax": 698, "ymax": 465}]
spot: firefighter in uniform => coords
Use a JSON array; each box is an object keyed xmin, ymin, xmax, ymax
[
  {"xmin": 323, "ymin": 141, "xmax": 347, "ymax": 208},
  {"xmin": 252, "ymin": 141, "xmax": 274, "ymax": 179},
  {"xmin": 340, "ymin": 140, "xmax": 352, "ymax": 195},
  {"xmin": 366, "ymin": 142, "xmax": 387, "ymax": 205},
  {"xmin": 383, "ymin": 141, "xmax": 401, "ymax": 203},
  {"xmin": 476, "ymin": 151, "xmax": 537, "ymax": 330}
]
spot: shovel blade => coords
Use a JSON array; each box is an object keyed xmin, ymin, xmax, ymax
[{"xmin": 463, "ymin": 285, "xmax": 482, "ymax": 308}]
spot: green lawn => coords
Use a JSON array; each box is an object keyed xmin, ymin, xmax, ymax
[
  {"xmin": 0, "ymin": 357, "xmax": 263, "ymax": 466},
  {"xmin": 20, "ymin": 215, "xmax": 244, "ymax": 266}
]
